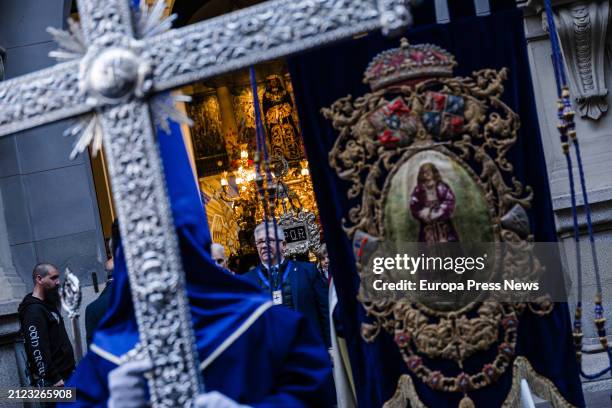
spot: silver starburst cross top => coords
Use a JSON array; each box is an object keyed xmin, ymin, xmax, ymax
[{"xmin": 0, "ymin": 0, "xmax": 416, "ymax": 406}]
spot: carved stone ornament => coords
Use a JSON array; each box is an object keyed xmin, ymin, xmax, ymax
[
  {"xmin": 323, "ymin": 38, "xmax": 554, "ymax": 405},
  {"xmin": 0, "ymin": 0, "xmax": 418, "ymax": 406},
  {"xmin": 550, "ymin": 1, "xmax": 609, "ymax": 120}
]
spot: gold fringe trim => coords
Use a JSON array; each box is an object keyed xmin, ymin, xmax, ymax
[
  {"xmin": 383, "ymin": 374, "xmax": 426, "ymax": 408},
  {"xmin": 384, "ymin": 356, "xmax": 577, "ymax": 408}
]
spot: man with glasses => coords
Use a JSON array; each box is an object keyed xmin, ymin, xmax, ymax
[{"xmin": 244, "ymin": 222, "xmax": 330, "ymax": 347}]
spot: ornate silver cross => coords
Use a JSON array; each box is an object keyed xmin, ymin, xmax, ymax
[{"xmin": 0, "ymin": 0, "xmax": 415, "ymax": 406}]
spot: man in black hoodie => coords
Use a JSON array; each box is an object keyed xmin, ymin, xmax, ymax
[{"xmin": 18, "ymin": 263, "xmax": 75, "ymax": 387}]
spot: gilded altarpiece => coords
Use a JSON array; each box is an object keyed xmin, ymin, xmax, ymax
[
  {"xmin": 186, "ymin": 93, "xmax": 227, "ymax": 175},
  {"xmin": 187, "ymin": 66, "xmax": 316, "ymax": 261}
]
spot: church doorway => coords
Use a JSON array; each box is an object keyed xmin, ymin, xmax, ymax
[
  {"xmin": 179, "ymin": 62, "xmax": 321, "ymax": 273},
  {"xmin": 170, "ymin": 0, "xmax": 323, "ymax": 273},
  {"xmin": 86, "ymin": 0, "xmax": 322, "ymax": 273}
]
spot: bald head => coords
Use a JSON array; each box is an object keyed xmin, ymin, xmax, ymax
[
  {"xmin": 31, "ymin": 263, "xmax": 60, "ymax": 302},
  {"xmin": 211, "ymin": 243, "xmax": 227, "ymax": 269},
  {"xmin": 32, "ymin": 263, "xmax": 58, "ymax": 284}
]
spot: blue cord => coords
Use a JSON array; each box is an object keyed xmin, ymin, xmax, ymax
[
  {"xmin": 544, "ymin": 0, "xmax": 611, "ymax": 379},
  {"xmin": 249, "ymin": 67, "xmax": 283, "ymax": 276}
]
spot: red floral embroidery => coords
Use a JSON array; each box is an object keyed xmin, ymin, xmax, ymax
[
  {"xmin": 394, "ymin": 332, "xmax": 411, "ymax": 347},
  {"xmin": 378, "ymin": 129, "xmax": 400, "ymax": 148},
  {"xmin": 449, "ymin": 115, "xmax": 464, "ymax": 133},
  {"xmin": 502, "ymin": 316, "xmax": 517, "ymax": 330},
  {"xmin": 432, "ymin": 93, "xmax": 447, "ymax": 111},
  {"xmin": 410, "ymin": 50, "xmax": 425, "ymax": 63},
  {"xmin": 498, "ymin": 342, "xmax": 514, "ymax": 358},
  {"xmin": 406, "ymin": 355, "xmax": 422, "ymax": 370},
  {"xmin": 387, "ymin": 99, "xmax": 411, "ymax": 115},
  {"xmin": 389, "ymin": 53, "xmax": 405, "ymax": 69},
  {"xmin": 370, "ymin": 61, "xmax": 384, "ymax": 77},
  {"xmin": 432, "ymin": 50, "xmax": 449, "ymax": 61},
  {"xmin": 482, "ymin": 364, "xmax": 499, "ymax": 382},
  {"xmin": 456, "ymin": 372, "xmax": 471, "ymax": 391},
  {"xmin": 428, "ymin": 371, "xmax": 444, "ymax": 390}
]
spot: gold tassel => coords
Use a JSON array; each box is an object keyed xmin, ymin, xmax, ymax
[{"xmin": 458, "ymin": 395, "xmax": 475, "ymax": 408}]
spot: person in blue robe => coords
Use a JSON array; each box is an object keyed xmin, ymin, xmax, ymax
[{"xmin": 59, "ymin": 119, "xmax": 334, "ymax": 407}]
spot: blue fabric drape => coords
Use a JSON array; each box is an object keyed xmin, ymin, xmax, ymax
[
  {"xmin": 92, "ymin": 118, "xmax": 271, "ymax": 362},
  {"xmin": 288, "ymin": 7, "xmax": 584, "ymax": 407}
]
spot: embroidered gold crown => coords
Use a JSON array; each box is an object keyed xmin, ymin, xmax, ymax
[{"xmin": 363, "ymin": 38, "xmax": 457, "ymax": 90}]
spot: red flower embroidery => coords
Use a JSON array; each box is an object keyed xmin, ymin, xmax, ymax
[
  {"xmin": 432, "ymin": 93, "xmax": 447, "ymax": 111},
  {"xmin": 428, "ymin": 371, "xmax": 443, "ymax": 390},
  {"xmin": 387, "ymin": 99, "xmax": 411, "ymax": 116},
  {"xmin": 502, "ymin": 316, "xmax": 517, "ymax": 330},
  {"xmin": 482, "ymin": 364, "xmax": 498, "ymax": 382},
  {"xmin": 432, "ymin": 51, "xmax": 449, "ymax": 61},
  {"xmin": 456, "ymin": 372, "xmax": 471, "ymax": 391},
  {"xmin": 378, "ymin": 129, "xmax": 400, "ymax": 148},
  {"xmin": 389, "ymin": 53, "xmax": 405, "ymax": 69},
  {"xmin": 370, "ymin": 61, "xmax": 384, "ymax": 77},
  {"xmin": 395, "ymin": 332, "xmax": 411, "ymax": 347},
  {"xmin": 410, "ymin": 50, "xmax": 425, "ymax": 63},
  {"xmin": 448, "ymin": 115, "xmax": 464, "ymax": 134},
  {"xmin": 406, "ymin": 355, "xmax": 422, "ymax": 370},
  {"xmin": 498, "ymin": 342, "xmax": 514, "ymax": 358}
]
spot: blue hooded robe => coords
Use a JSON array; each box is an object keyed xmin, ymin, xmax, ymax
[{"xmin": 60, "ymin": 119, "xmax": 334, "ymax": 407}]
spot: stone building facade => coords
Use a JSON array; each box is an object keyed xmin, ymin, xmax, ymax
[{"xmin": 0, "ymin": 0, "xmax": 107, "ymax": 400}]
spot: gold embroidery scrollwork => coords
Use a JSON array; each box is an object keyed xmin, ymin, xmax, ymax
[{"xmin": 323, "ymin": 40, "xmax": 554, "ymax": 406}]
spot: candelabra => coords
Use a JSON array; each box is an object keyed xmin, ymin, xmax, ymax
[{"xmin": 217, "ymin": 146, "xmax": 317, "ymax": 227}]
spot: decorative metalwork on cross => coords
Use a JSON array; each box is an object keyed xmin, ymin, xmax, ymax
[{"xmin": 0, "ymin": 0, "xmax": 416, "ymax": 406}]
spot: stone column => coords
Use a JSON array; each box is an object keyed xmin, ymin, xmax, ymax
[
  {"xmin": 0, "ymin": 190, "xmax": 26, "ymax": 303},
  {"xmin": 0, "ymin": 46, "xmax": 26, "ymax": 304},
  {"xmin": 216, "ymin": 85, "xmax": 239, "ymax": 151}
]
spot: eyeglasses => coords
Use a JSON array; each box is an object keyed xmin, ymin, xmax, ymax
[
  {"xmin": 255, "ymin": 239, "xmax": 280, "ymax": 246},
  {"xmin": 214, "ymin": 258, "xmax": 225, "ymax": 265}
]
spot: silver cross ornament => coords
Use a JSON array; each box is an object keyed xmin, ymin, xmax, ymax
[{"xmin": 0, "ymin": 0, "xmax": 415, "ymax": 406}]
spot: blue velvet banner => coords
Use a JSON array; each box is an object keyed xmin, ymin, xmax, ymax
[{"xmin": 288, "ymin": 7, "xmax": 584, "ymax": 407}]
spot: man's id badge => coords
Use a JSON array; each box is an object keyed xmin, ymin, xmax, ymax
[{"xmin": 272, "ymin": 290, "xmax": 283, "ymax": 305}]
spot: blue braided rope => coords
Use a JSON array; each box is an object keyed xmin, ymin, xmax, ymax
[
  {"xmin": 564, "ymin": 151, "xmax": 612, "ymax": 379},
  {"xmin": 249, "ymin": 67, "xmax": 274, "ymax": 276},
  {"xmin": 249, "ymin": 67, "xmax": 283, "ymax": 274},
  {"xmin": 564, "ymin": 152, "xmax": 582, "ymax": 303},
  {"xmin": 573, "ymin": 141, "xmax": 602, "ymax": 292},
  {"xmin": 544, "ymin": 1, "xmax": 567, "ymax": 85},
  {"xmin": 545, "ymin": 0, "xmax": 604, "ymax": 304},
  {"xmin": 545, "ymin": 0, "xmax": 611, "ymax": 379},
  {"xmin": 580, "ymin": 350, "xmax": 612, "ymax": 379}
]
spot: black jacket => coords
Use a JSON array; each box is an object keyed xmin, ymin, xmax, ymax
[
  {"xmin": 244, "ymin": 260, "xmax": 331, "ymax": 347},
  {"xmin": 85, "ymin": 282, "xmax": 112, "ymax": 346},
  {"xmin": 18, "ymin": 294, "xmax": 75, "ymax": 386}
]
